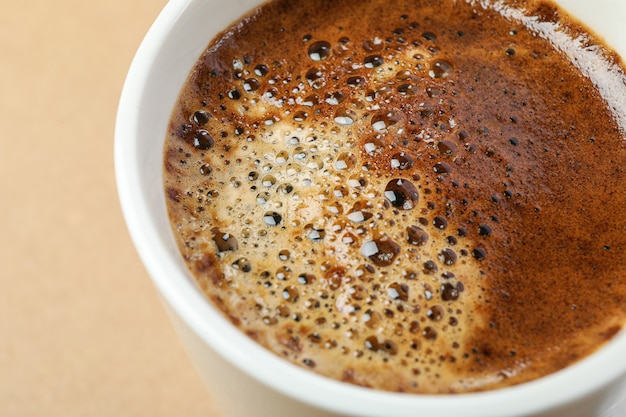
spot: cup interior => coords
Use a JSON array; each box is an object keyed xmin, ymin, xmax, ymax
[{"xmin": 115, "ymin": 0, "xmax": 626, "ymax": 416}]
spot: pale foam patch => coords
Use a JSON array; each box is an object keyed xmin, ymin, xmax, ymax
[
  {"xmin": 172, "ymin": 92, "xmax": 492, "ymax": 390},
  {"xmin": 165, "ymin": 13, "xmax": 498, "ymax": 392}
]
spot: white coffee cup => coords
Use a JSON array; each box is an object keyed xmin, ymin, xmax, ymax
[{"xmin": 115, "ymin": 1, "xmax": 626, "ymax": 416}]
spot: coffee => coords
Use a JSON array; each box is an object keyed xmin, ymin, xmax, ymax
[{"xmin": 162, "ymin": 0, "xmax": 626, "ymax": 393}]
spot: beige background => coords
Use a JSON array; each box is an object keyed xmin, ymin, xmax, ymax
[{"xmin": 0, "ymin": 0, "xmax": 220, "ymax": 415}]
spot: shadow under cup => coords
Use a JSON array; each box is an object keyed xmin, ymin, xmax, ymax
[{"xmin": 114, "ymin": 0, "xmax": 626, "ymax": 416}]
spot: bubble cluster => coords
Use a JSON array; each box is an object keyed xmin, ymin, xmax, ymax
[{"xmin": 163, "ymin": 5, "xmax": 499, "ymax": 393}]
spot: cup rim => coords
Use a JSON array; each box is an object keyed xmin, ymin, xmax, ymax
[{"xmin": 114, "ymin": 0, "xmax": 626, "ymax": 415}]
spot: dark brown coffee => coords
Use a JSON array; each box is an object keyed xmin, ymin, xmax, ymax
[{"xmin": 162, "ymin": 0, "xmax": 626, "ymax": 393}]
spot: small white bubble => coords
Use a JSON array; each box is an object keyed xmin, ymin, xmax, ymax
[
  {"xmin": 264, "ymin": 215, "xmax": 279, "ymax": 226},
  {"xmin": 360, "ymin": 240, "xmax": 379, "ymax": 257},
  {"xmin": 347, "ymin": 211, "xmax": 365, "ymax": 223},
  {"xmin": 334, "ymin": 116, "xmax": 354, "ymax": 125},
  {"xmin": 348, "ymin": 178, "xmax": 363, "ymax": 188},
  {"xmin": 335, "ymin": 160, "xmax": 349, "ymax": 170},
  {"xmin": 387, "ymin": 287, "xmax": 400, "ymax": 299},
  {"xmin": 372, "ymin": 120, "xmax": 387, "ymax": 131},
  {"xmin": 308, "ymin": 229, "xmax": 323, "ymax": 240},
  {"xmin": 342, "ymin": 235, "xmax": 354, "ymax": 244},
  {"xmin": 364, "ymin": 142, "xmax": 377, "ymax": 154}
]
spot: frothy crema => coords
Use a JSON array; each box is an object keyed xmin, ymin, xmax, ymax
[{"xmin": 163, "ymin": 0, "xmax": 626, "ymax": 393}]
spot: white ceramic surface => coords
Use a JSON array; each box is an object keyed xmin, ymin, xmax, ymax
[{"xmin": 115, "ymin": 1, "xmax": 626, "ymax": 416}]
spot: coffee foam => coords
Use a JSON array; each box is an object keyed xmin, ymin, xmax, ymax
[{"xmin": 164, "ymin": 0, "xmax": 626, "ymax": 393}]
